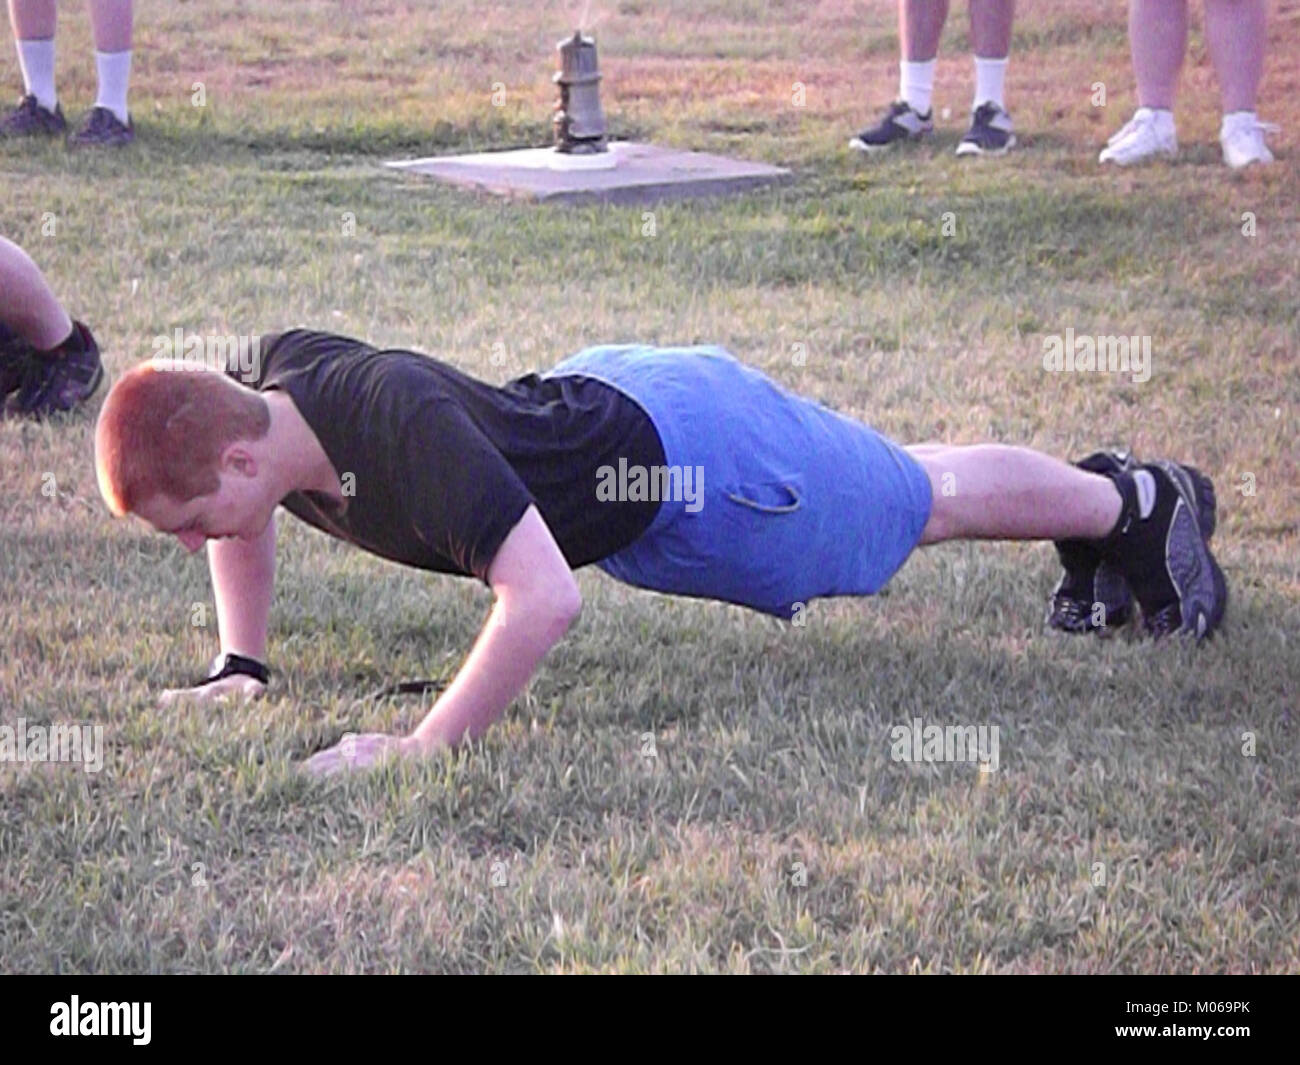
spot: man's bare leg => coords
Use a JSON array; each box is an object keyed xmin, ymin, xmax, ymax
[
  {"xmin": 906, "ymin": 443, "xmax": 1121, "ymax": 544},
  {"xmin": 1, "ymin": 235, "xmax": 104, "ymax": 416},
  {"xmin": 8, "ymin": 0, "xmax": 55, "ymax": 38},
  {"xmin": 88, "ymin": 0, "xmax": 132, "ymax": 51},
  {"xmin": 0, "ymin": 234, "xmax": 73, "ymax": 348},
  {"xmin": 88, "ymin": 0, "xmax": 133, "ymax": 120},
  {"xmin": 1130, "ymin": 0, "xmax": 1187, "ymax": 111},
  {"xmin": 901, "ymin": 0, "xmax": 950, "ymax": 62},
  {"xmin": 907, "ymin": 442, "xmax": 1225, "ymax": 639},
  {"xmin": 969, "ymin": 0, "xmax": 1014, "ymax": 60},
  {"xmin": 7, "ymin": 0, "xmax": 57, "ymax": 109},
  {"xmin": 1204, "ymin": 0, "xmax": 1267, "ymax": 114}
]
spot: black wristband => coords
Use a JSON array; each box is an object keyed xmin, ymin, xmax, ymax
[{"xmin": 203, "ymin": 652, "xmax": 270, "ymax": 687}]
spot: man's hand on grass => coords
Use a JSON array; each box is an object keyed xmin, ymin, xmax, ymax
[
  {"xmin": 158, "ymin": 673, "xmax": 266, "ymax": 707},
  {"xmin": 301, "ymin": 732, "xmax": 419, "ymax": 777}
]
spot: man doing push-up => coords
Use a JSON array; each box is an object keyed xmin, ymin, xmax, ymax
[{"xmin": 92, "ymin": 330, "xmax": 1225, "ymax": 774}]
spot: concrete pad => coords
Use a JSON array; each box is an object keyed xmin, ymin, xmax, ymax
[{"xmin": 385, "ymin": 141, "xmax": 791, "ymax": 205}]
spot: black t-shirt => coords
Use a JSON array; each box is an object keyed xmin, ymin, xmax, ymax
[{"xmin": 239, "ymin": 329, "xmax": 665, "ymax": 580}]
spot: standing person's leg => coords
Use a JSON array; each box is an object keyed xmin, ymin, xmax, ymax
[
  {"xmin": 1131, "ymin": 0, "xmax": 1187, "ymax": 109},
  {"xmin": 901, "ymin": 0, "xmax": 950, "ymax": 61},
  {"xmin": 1206, "ymin": 0, "xmax": 1275, "ymax": 167},
  {"xmin": 1099, "ymin": 0, "xmax": 1185, "ymax": 164},
  {"xmin": 906, "ymin": 443, "xmax": 1224, "ymax": 639},
  {"xmin": 70, "ymin": 0, "xmax": 133, "ymax": 145},
  {"xmin": 957, "ymin": 0, "xmax": 1016, "ymax": 155},
  {"xmin": 0, "ymin": 235, "xmax": 104, "ymax": 414},
  {"xmin": 0, "ymin": 0, "xmax": 66, "ymax": 136},
  {"xmin": 849, "ymin": 0, "xmax": 948, "ymax": 152}
]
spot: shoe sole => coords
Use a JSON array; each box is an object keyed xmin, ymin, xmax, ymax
[
  {"xmin": 81, "ymin": 361, "xmax": 106, "ymax": 405},
  {"xmin": 1152, "ymin": 462, "xmax": 1227, "ymax": 640},
  {"xmin": 1098, "ymin": 148, "xmax": 1177, "ymax": 166},
  {"xmin": 1224, "ymin": 156, "xmax": 1273, "ymax": 170},
  {"xmin": 955, "ymin": 133, "xmax": 1017, "ymax": 157},
  {"xmin": 1046, "ymin": 592, "xmax": 1133, "ymax": 635},
  {"xmin": 68, "ymin": 137, "xmax": 134, "ymax": 149},
  {"xmin": 1178, "ymin": 464, "xmax": 1216, "ymax": 541},
  {"xmin": 848, "ymin": 131, "xmax": 931, "ymax": 154}
]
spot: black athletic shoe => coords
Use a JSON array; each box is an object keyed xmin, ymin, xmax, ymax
[
  {"xmin": 1048, "ymin": 450, "xmax": 1137, "ymax": 634},
  {"xmin": 1049, "ymin": 452, "xmax": 1218, "ymax": 635},
  {"xmin": 955, "ymin": 101, "xmax": 1016, "ymax": 157},
  {"xmin": 849, "ymin": 100, "xmax": 933, "ymax": 153},
  {"xmin": 68, "ymin": 106, "xmax": 134, "ymax": 148},
  {"xmin": 1, "ymin": 322, "xmax": 35, "ymax": 402},
  {"xmin": 0, "ymin": 93, "xmax": 67, "ymax": 137},
  {"xmin": 11, "ymin": 321, "xmax": 104, "ymax": 416},
  {"xmin": 1100, "ymin": 461, "xmax": 1227, "ymax": 641}
]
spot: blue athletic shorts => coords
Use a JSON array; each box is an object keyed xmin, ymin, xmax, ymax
[{"xmin": 544, "ymin": 345, "xmax": 933, "ymax": 619}]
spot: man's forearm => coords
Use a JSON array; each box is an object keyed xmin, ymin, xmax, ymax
[
  {"xmin": 409, "ymin": 591, "xmax": 577, "ymax": 751},
  {"xmin": 208, "ymin": 516, "xmax": 276, "ymax": 660}
]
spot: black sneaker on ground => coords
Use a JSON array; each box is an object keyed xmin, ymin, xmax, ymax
[
  {"xmin": 1099, "ymin": 461, "xmax": 1227, "ymax": 641},
  {"xmin": 955, "ymin": 101, "xmax": 1016, "ymax": 156},
  {"xmin": 849, "ymin": 100, "xmax": 933, "ymax": 153},
  {"xmin": 1048, "ymin": 450, "xmax": 1137, "ymax": 634},
  {"xmin": 1, "ymin": 322, "xmax": 35, "ymax": 401},
  {"xmin": 69, "ymin": 106, "xmax": 134, "ymax": 147},
  {"xmin": 0, "ymin": 93, "xmax": 67, "ymax": 137},
  {"xmin": 11, "ymin": 321, "xmax": 105, "ymax": 416}
]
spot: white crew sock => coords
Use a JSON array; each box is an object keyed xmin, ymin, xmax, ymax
[
  {"xmin": 899, "ymin": 59, "xmax": 935, "ymax": 116},
  {"xmin": 1221, "ymin": 109, "xmax": 1258, "ymax": 134},
  {"xmin": 973, "ymin": 56, "xmax": 1007, "ymax": 111},
  {"xmin": 94, "ymin": 49, "xmax": 132, "ymax": 125},
  {"xmin": 1136, "ymin": 106, "xmax": 1176, "ymax": 136},
  {"xmin": 16, "ymin": 38, "xmax": 57, "ymax": 112}
]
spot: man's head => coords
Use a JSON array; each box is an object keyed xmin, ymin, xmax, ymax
[{"xmin": 95, "ymin": 361, "xmax": 276, "ymax": 551}]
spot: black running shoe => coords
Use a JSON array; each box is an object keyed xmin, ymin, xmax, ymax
[
  {"xmin": 1100, "ymin": 461, "xmax": 1227, "ymax": 641},
  {"xmin": 0, "ymin": 93, "xmax": 67, "ymax": 137},
  {"xmin": 1, "ymin": 322, "xmax": 36, "ymax": 402},
  {"xmin": 12, "ymin": 321, "xmax": 105, "ymax": 416},
  {"xmin": 68, "ymin": 106, "xmax": 134, "ymax": 148},
  {"xmin": 849, "ymin": 100, "xmax": 933, "ymax": 153},
  {"xmin": 1048, "ymin": 450, "xmax": 1137, "ymax": 634},
  {"xmin": 956, "ymin": 101, "xmax": 1016, "ymax": 157}
]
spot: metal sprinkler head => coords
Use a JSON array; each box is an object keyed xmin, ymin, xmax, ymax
[{"xmin": 553, "ymin": 30, "xmax": 608, "ymax": 154}]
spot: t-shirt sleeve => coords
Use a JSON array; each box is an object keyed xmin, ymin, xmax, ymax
[
  {"xmin": 222, "ymin": 331, "xmax": 283, "ymax": 389},
  {"xmin": 403, "ymin": 397, "xmax": 537, "ymax": 581}
]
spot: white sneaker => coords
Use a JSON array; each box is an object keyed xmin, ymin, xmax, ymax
[
  {"xmin": 1221, "ymin": 113, "xmax": 1279, "ymax": 169},
  {"xmin": 1099, "ymin": 108, "xmax": 1177, "ymax": 166}
]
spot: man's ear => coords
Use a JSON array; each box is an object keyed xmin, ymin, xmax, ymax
[{"xmin": 220, "ymin": 443, "xmax": 258, "ymax": 479}]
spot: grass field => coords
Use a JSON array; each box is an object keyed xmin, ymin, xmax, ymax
[{"xmin": 1, "ymin": 0, "xmax": 1297, "ymax": 973}]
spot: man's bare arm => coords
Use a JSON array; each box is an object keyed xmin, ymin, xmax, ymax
[
  {"xmin": 159, "ymin": 516, "xmax": 276, "ymax": 705},
  {"xmin": 406, "ymin": 504, "xmax": 581, "ymax": 752},
  {"xmin": 210, "ymin": 515, "xmax": 276, "ymax": 660}
]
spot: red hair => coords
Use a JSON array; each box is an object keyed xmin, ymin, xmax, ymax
[{"xmin": 95, "ymin": 362, "xmax": 270, "ymax": 516}]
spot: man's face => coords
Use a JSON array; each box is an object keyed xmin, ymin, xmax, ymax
[{"xmin": 133, "ymin": 448, "xmax": 275, "ymax": 553}]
